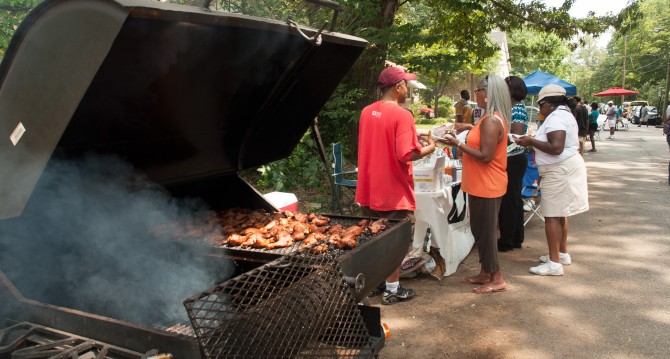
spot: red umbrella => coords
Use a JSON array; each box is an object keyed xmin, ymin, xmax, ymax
[{"xmin": 593, "ymin": 87, "xmax": 639, "ymax": 96}]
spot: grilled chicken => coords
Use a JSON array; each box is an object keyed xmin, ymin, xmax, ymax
[{"xmin": 161, "ymin": 209, "xmax": 389, "ymax": 252}]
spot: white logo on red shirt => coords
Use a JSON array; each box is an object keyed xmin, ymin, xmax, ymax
[{"xmin": 372, "ymin": 111, "xmax": 382, "ymax": 117}]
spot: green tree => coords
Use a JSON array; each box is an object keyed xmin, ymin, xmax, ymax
[
  {"xmin": 565, "ymin": 34, "xmax": 607, "ymax": 102},
  {"xmin": 586, "ymin": 0, "xmax": 670, "ymax": 105},
  {"xmin": 0, "ymin": 0, "xmax": 631, "ymax": 206},
  {"xmin": 507, "ymin": 28, "xmax": 571, "ymax": 78},
  {"xmin": 0, "ymin": 0, "xmax": 41, "ymax": 58}
]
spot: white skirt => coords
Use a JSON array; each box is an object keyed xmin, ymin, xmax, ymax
[{"xmin": 538, "ymin": 154, "xmax": 589, "ymax": 217}]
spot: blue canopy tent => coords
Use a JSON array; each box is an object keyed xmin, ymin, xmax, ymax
[{"xmin": 523, "ymin": 70, "xmax": 577, "ymax": 96}]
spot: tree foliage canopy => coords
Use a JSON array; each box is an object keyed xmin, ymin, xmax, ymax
[
  {"xmin": 6, "ymin": 0, "xmax": 664, "ymax": 196},
  {"xmin": 0, "ymin": 0, "xmax": 41, "ymax": 58}
]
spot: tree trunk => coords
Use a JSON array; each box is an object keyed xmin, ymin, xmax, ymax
[{"xmin": 342, "ymin": 0, "xmax": 400, "ymax": 155}]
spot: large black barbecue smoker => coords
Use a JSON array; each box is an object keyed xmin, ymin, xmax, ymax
[{"xmin": 0, "ymin": 0, "xmax": 413, "ymax": 358}]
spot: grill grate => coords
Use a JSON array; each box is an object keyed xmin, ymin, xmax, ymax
[
  {"xmin": 183, "ymin": 249, "xmax": 375, "ymax": 358},
  {"xmin": 0, "ymin": 322, "xmax": 162, "ymax": 359}
]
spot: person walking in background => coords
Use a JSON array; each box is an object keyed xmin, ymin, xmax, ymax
[
  {"xmin": 497, "ymin": 76, "xmax": 528, "ymax": 252},
  {"xmin": 514, "ymin": 85, "xmax": 589, "ymax": 276},
  {"xmin": 616, "ymin": 105, "xmax": 624, "ymax": 130},
  {"xmin": 606, "ymin": 101, "xmax": 617, "ymax": 139},
  {"xmin": 440, "ymin": 74, "xmax": 510, "ymax": 293},
  {"xmin": 356, "ymin": 66, "xmax": 436, "ymax": 305},
  {"xmin": 454, "ymin": 90, "xmax": 474, "ymax": 124},
  {"xmin": 572, "ymin": 96, "xmax": 589, "ymax": 155},
  {"xmin": 667, "ymin": 105, "xmax": 670, "ymax": 186},
  {"xmin": 587, "ymin": 102, "xmax": 599, "ymax": 152},
  {"xmin": 638, "ymin": 105, "xmax": 649, "ymax": 128}
]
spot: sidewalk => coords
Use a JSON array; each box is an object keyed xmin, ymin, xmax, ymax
[{"xmin": 377, "ymin": 125, "xmax": 670, "ymax": 358}]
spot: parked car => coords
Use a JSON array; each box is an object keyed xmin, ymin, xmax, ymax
[
  {"xmin": 628, "ymin": 100, "xmax": 648, "ymax": 112},
  {"xmin": 622, "ymin": 101, "xmax": 630, "ymax": 118},
  {"xmin": 630, "ymin": 105, "xmax": 660, "ymax": 125},
  {"xmin": 645, "ymin": 106, "xmax": 660, "ymax": 125}
]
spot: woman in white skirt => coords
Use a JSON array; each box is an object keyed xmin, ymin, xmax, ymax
[{"xmin": 514, "ymin": 84, "xmax": 589, "ymax": 276}]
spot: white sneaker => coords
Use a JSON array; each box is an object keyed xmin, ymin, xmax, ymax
[
  {"xmin": 523, "ymin": 200, "xmax": 535, "ymax": 212},
  {"xmin": 530, "ymin": 262, "xmax": 564, "ymax": 276},
  {"xmin": 539, "ymin": 253, "xmax": 571, "ymax": 265}
]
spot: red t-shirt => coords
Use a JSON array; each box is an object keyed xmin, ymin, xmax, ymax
[{"xmin": 355, "ymin": 101, "xmax": 423, "ymax": 211}]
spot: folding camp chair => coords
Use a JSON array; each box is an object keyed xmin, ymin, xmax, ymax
[
  {"xmin": 594, "ymin": 124, "xmax": 602, "ymax": 141},
  {"xmin": 522, "ymin": 152, "xmax": 544, "ymax": 226},
  {"xmin": 331, "ymin": 143, "xmax": 358, "ymax": 213}
]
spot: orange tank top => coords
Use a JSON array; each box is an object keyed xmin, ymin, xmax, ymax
[{"xmin": 461, "ymin": 112, "xmax": 508, "ymax": 198}]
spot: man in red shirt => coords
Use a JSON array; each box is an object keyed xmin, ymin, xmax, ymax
[{"xmin": 356, "ymin": 66, "xmax": 436, "ymax": 304}]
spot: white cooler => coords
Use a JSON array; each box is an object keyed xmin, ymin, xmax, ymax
[{"xmin": 263, "ymin": 192, "xmax": 298, "ymax": 212}]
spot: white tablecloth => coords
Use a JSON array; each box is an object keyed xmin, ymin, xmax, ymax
[{"xmin": 412, "ymin": 183, "xmax": 475, "ymax": 276}]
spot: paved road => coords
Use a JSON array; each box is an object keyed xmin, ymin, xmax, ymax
[{"xmin": 378, "ymin": 124, "xmax": 670, "ymax": 359}]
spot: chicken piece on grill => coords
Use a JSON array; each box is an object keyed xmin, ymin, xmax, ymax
[
  {"xmin": 264, "ymin": 219, "xmax": 278, "ymax": 231},
  {"xmin": 279, "ymin": 217, "xmax": 292, "ymax": 227},
  {"xmin": 243, "ymin": 227, "xmax": 264, "ymax": 236},
  {"xmin": 342, "ymin": 225, "xmax": 364, "ymax": 237},
  {"xmin": 309, "ymin": 213, "xmax": 331, "ymax": 226},
  {"xmin": 334, "ymin": 234, "xmax": 357, "ymax": 249},
  {"xmin": 267, "ymin": 231, "xmax": 294, "ymax": 249},
  {"xmin": 293, "ymin": 212, "xmax": 309, "ymax": 223},
  {"xmin": 242, "ymin": 233, "xmax": 270, "ymax": 248},
  {"xmin": 291, "ymin": 222, "xmax": 309, "ymax": 241},
  {"xmin": 358, "ymin": 218, "xmax": 371, "ymax": 227},
  {"xmin": 366, "ymin": 218, "xmax": 389, "ymax": 234},
  {"xmin": 328, "ymin": 233, "xmax": 342, "ymax": 245},
  {"xmin": 310, "ymin": 244, "xmax": 329, "ymax": 253},
  {"xmin": 225, "ymin": 233, "xmax": 247, "ymax": 246},
  {"xmin": 309, "ymin": 223, "xmax": 330, "ymax": 234},
  {"xmin": 301, "ymin": 232, "xmax": 327, "ymax": 248},
  {"xmin": 327, "ymin": 224, "xmax": 343, "ymax": 234}
]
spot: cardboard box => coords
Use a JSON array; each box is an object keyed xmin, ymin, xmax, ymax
[{"xmin": 413, "ymin": 151, "xmax": 445, "ymax": 192}]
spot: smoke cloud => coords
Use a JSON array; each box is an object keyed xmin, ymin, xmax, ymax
[{"xmin": 0, "ymin": 154, "xmax": 234, "ymax": 326}]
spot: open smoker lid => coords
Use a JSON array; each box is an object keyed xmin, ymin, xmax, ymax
[{"xmin": 0, "ymin": 0, "xmax": 367, "ymax": 219}]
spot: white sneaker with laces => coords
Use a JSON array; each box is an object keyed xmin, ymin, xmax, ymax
[
  {"xmin": 530, "ymin": 262, "xmax": 564, "ymax": 276},
  {"xmin": 523, "ymin": 200, "xmax": 535, "ymax": 212},
  {"xmin": 539, "ymin": 253, "xmax": 571, "ymax": 265}
]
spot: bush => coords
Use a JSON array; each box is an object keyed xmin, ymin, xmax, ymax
[
  {"xmin": 254, "ymin": 133, "xmax": 328, "ymax": 192},
  {"xmin": 416, "ymin": 117, "xmax": 440, "ymax": 125},
  {"xmin": 436, "ymin": 97, "xmax": 454, "ymax": 118},
  {"xmin": 316, "ymin": 85, "xmax": 364, "ymax": 150}
]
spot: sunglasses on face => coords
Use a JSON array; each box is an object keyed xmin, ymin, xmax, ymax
[{"xmin": 538, "ymin": 100, "xmax": 546, "ymax": 107}]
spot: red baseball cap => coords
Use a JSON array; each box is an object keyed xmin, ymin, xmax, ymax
[{"xmin": 377, "ymin": 66, "xmax": 416, "ymax": 89}]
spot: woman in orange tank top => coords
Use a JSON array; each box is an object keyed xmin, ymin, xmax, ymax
[{"xmin": 440, "ymin": 74, "xmax": 510, "ymax": 294}]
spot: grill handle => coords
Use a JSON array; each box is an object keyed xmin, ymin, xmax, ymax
[
  {"xmin": 343, "ymin": 273, "xmax": 365, "ymax": 294},
  {"xmin": 303, "ymin": 0, "xmax": 340, "ymax": 32}
]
